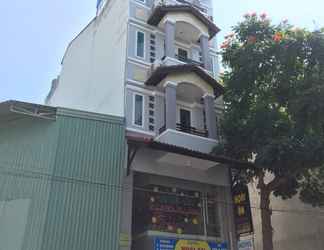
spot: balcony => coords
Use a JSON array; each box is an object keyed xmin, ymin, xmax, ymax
[
  {"xmin": 159, "ymin": 123, "xmax": 208, "ymax": 138},
  {"xmin": 144, "ymin": 63, "xmax": 224, "ymax": 153},
  {"xmin": 175, "ymin": 54, "xmax": 203, "ymax": 67},
  {"xmin": 148, "ymin": 3, "xmax": 220, "ymax": 71},
  {"xmin": 156, "ymin": 126, "xmax": 217, "ymax": 154}
]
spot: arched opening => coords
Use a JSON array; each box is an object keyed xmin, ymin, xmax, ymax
[
  {"xmin": 175, "ymin": 82, "xmax": 208, "ymax": 137},
  {"xmin": 177, "ymin": 82, "xmax": 204, "ymax": 103},
  {"xmin": 159, "ymin": 12, "xmax": 210, "ymax": 44},
  {"xmin": 175, "ymin": 21, "xmax": 203, "ymax": 43}
]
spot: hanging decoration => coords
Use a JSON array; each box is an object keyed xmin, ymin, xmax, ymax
[{"xmin": 134, "ymin": 185, "xmax": 204, "ymax": 235}]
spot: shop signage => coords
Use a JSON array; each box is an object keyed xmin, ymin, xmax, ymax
[
  {"xmin": 232, "ymin": 184, "xmax": 254, "ymax": 235},
  {"xmin": 154, "ymin": 238, "xmax": 227, "ymax": 250}
]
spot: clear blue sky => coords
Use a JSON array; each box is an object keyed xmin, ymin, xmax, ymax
[{"xmin": 0, "ymin": 0, "xmax": 323, "ymax": 104}]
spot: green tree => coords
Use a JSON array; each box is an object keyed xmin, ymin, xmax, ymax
[{"xmin": 216, "ymin": 13, "xmax": 324, "ymax": 250}]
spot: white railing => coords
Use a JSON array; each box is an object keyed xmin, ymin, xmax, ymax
[
  {"xmin": 153, "ymin": 0, "xmax": 179, "ymax": 7},
  {"xmin": 153, "ymin": 0, "xmax": 208, "ymax": 15}
]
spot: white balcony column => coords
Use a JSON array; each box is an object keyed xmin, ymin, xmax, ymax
[
  {"xmin": 200, "ymin": 34, "xmax": 212, "ymax": 71},
  {"xmin": 204, "ymin": 94, "xmax": 217, "ymax": 139},
  {"xmin": 165, "ymin": 21, "xmax": 176, "ymax": 58},
  {"xmin": 165, "ymin": 81, "xmax": 177, "ymax": 130}
]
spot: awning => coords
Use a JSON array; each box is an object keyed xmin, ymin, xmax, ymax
[
  {"xmin": 127, "ymin": 136, "xmax": 256, "ymax": 171},
  {"xmin": 0, "ymin": 100, "xmax": 57, "ymax": 123},
  {"xmin": 145, "ymin": 64, "xmax": 224, "ymax": 97}
]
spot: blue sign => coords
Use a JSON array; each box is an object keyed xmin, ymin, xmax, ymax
[
  {"xmin": 155, "ymin": 238, "xmax": 177, "ymax": 250},
  {"xmin": 209, "ymin": 242, "xmax": 228, "ymax": 250},
  {"xmin": 154, "ymin": 238, "xmax": 227, "ymax": 250},
  {"xmin": 238, "ymin": 239, "xmax": 253, "ymax": 250}
]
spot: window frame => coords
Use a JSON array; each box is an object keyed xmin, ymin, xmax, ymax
[
  {"xmin": 133, "ymin": 93, "xmax": 145, "ymax": 128},
  {"xmin": 133, "ymin": 184, "xmax": 221, "ymax": 238},
  {"xmin": 135, "ymin": 30, "xmax": 146, "ymax": 59},
  {"xmin": 176, "ymin": 46, "xmax": 190, "ymax": 62},
  {"xmin": 178, "ymin": 48, "xmax": 189, "ymax": 60}
]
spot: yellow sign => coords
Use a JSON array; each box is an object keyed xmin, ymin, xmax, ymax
[
  {"xmin": 175, "ymin": 240, "xmax": 211, "ymax": 250},
  {"xmin": 234, "ymin": 192, "xmax": 247, "ymax": 204}
]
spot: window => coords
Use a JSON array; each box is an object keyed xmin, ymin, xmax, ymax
[
  {"xmin": 133, "ymin": 94, "xmax": 144, "ymax": 127},
  {"xmin": 133, "ymin": 184, "xmax": 221, "ymax": 237},
  {"xmin": 148, "ymin": 95, "xmax": 155, "ymax": 131},
  {"xmin": 136, "ymin": 31, "xmax": 145, "ymax": 58},
  {"xmin": 177, "ymin": 48, "xmax": 188, "ymax": 62},
  {"xmin": 206, "ymin": 193, "xmax": 221, "ymax": 237},
  {"xmin": 149, "ymin": 34, "xmax": 156, "ymax": 63},
  {"xmin": 133, "ymin": 185, "xmax": 204, "ymax": 235}
]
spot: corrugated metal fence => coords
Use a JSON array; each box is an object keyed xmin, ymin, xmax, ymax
[{"xmin": 0, "ymin": 109, "xmax": 125, "ymax": 250}]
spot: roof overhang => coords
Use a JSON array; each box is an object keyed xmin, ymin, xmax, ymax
[
  {"xmin": 147, "ymin": 5, "xmax": 220, "ymax": 39},
  {"xmin": 145, "ymin": 64, "xmax": 224, "ymax": 97},
  {"xmin": 127, "ymin": 136, "xmax": 256, "ymax": 171},
  {"xmin": 0, "ymin": 100, "xmax": 57, "ymax": 123}
]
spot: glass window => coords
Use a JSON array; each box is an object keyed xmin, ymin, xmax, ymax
[
  {"xmin": 134, "ymin": 94, "xmax": 144, "ymax": 126},
  {"xmin": 133, "ymin": 185, "xmax": 204, "ymax": 235},
  {"xmin": 136, "ymin": 31, "xmax": 145, "ymax": 58},
  {"xmin": 133, "ymin": 184, "xmax": 222, "ymax": 237},
  {"xmin": 177, "ymin": 48, "xmax": 188, "ymax": 62},
  {"xmin": 206, "ymin": 193, "xmax": 221, "ymax": 237}
]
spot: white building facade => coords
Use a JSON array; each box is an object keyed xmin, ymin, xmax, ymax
[{"xmin": 46, "ymin": 1, "xmax": 237, "ymax": 250}]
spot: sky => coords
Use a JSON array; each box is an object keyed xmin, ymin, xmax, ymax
[{"xmin": 0, "ymin": 0, "xmax": 324, "ymax": 104}]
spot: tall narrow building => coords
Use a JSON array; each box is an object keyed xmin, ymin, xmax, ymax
[{"xmin": 46, "ymin": 1, "xmax": 237, "ymax": 250}]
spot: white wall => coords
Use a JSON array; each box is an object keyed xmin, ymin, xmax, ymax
[
  {"xmin": 248, "ymin": 178, "xmax": 324, "ymax": 250},
  {"xmin": 47, "ymin": 0, "xmax": 129, "ymax": 117}
]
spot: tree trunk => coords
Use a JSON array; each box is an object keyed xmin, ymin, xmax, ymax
[{"xmin": 260, "ymin": 187, "xmax": 274, "ymax": 250}]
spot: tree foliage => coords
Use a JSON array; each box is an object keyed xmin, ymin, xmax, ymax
[{"xmin": 217, "ymin": 13, "xmax": 324, "ymax": 206}]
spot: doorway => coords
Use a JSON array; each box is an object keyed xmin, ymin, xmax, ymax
[{"xmin": 180, "ymin": 108, "xmax": 191, "ymax": 130}]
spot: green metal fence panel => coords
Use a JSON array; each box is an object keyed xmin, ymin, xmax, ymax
[
  {"xmin": 42, "ymin": 113, "xmax": 125, "ymax": 250},
  {"xmin": 0, "ymin": 109, "xmax": 126, "ymax": 250},
  {"xmin": 0, "ymin": 117, "xmax": 59, "ymax": 250}
]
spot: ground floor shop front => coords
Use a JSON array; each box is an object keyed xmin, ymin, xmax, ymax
[{"xmin": 120, "ymin": 138, "xmax": 239, "ymax": 250}]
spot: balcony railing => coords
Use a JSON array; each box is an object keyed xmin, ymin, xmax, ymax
[
  {"xmin": 159, "ymin": 124, "xmax": 208, "ymax": 138},
  {"xmin": 175, "ymin": 54, "xmax": 203, "ymax": 67},
  {"xmin": 153, "ymin": 0, "xmax": 209, "ymax": 15}
]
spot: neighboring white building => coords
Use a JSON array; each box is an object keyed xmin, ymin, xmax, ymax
[{"xmin": 248, "ymin": 180, "xmax": 324, "ymax": 250}]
